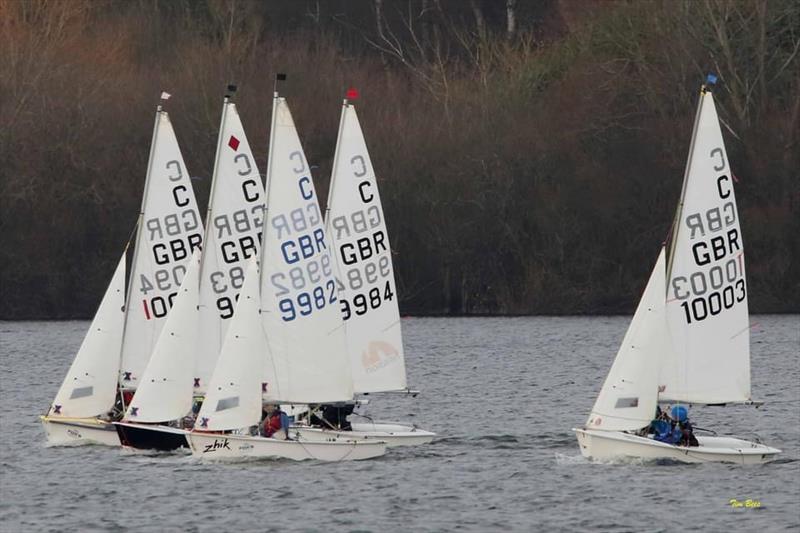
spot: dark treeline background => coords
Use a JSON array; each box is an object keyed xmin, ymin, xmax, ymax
[{"xmin": 1, "ymin": 0, "xmax": 798, "ymax": 319}]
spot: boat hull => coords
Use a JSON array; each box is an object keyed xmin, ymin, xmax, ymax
[
  {"xmin": 574, "ymin": 427, "xmax": 781, "ymax": 464},
  {"xmin": 291, "ymin": 422, "xmax": 435, "ymax": 447},
  {"xmin": 187, "ymin": 432, "xmax": 386, "ymax": 461},
  {"xmin": 40, "ymin": 415, "xmax": 120, "ymax": 446},
  {"xmin": 114, "ymin": 422, "xmax": 189, "ymax": 451}
]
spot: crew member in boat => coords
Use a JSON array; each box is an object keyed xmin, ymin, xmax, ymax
[
  {"xmin": 261, "ymin": 404, "xmax": 290, "ymax": 439},
  {"xmin": 651, "ymin": 405, "xmax": 680, "ymax": 444},
  {"xmin": 310, "ymin": 404, "xmax": 354, "ymax": 430},
  {"xmin": 181, "ymin": 398, "xmax": 203, "ymax": 428},
  {"xmin": 671, "ymin": 405, "xmax": 699, "ymax": 447}
]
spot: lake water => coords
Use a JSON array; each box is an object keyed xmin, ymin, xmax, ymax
[{"xmin": 1, "ymin": 316, "xmax": 798, "ymax": 532}]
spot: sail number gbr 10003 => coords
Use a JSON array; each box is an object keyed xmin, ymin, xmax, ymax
[
  {"xmin": 678, "ymin": 277, "xmax": 745, "ymax": 325},
  {"xmin": 673, "ymin": 146, "xmax": 746, "ymax": 325}
]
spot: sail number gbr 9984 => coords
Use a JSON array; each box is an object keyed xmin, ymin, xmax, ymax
[
  {"xmin": 329, "ymin": 155, "xmax": 395, "ymax": 322},
  {"xmin": 671, "ymin": 147, "xmax": 745, "ymax": 325}
]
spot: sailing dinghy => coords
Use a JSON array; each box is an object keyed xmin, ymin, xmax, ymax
[
  {"xmin": 289, "ymin": 94, "xmax": 434, "ymax": 447},
  {"xmin": 114, "ymin": 92, "xmax": 265, "ymax": 451},
  {"xmin": 41, "ymin": 98, "xmax": 203, "ymax": 445},
  {"xmin": 574, "ymin": 80, "xmax": 780, "ymax": 464},
  {"xmin": 187, "ymin": 91, "xmax": 386, "ymax": 461}
]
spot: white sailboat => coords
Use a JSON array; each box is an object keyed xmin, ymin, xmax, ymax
[
  {"xmin": 289, "ymin": 94, "xmax": 434, "ymax": 447},
  {"xmin": 187, "ymin": 91, "xmax": 386, "ymax": 461},
  {"xmin": 114, "ymin": 92, "xmax": 266, "ymax": 450},
  {"xmin": 574, "ymin": 81, "xmax": 780, "ymax": 464},
  {"xmin": 41, "ymin": 99, "xmax": 203, "ymax": 445}
]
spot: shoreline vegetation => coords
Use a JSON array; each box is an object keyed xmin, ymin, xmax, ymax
[{"xmin": 1, "ymin": 0, "xmax": 798, "ymax": 319}]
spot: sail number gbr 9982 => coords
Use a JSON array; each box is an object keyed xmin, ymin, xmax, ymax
[
  {"xmin": 269, "ymin": 167, "xmax": 338, "ymax": 322},
  {"xmin": 671, "ymin": 147, "xmax": 746, "ymax": 325}
]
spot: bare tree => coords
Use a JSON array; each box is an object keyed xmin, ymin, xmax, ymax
[{"xmin": 507, "ymin": 0, "xmax": 516, "ymax": 40}]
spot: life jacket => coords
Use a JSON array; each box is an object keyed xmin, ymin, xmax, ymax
[
  {"xmin": 653, "ymin": 420, "xmax": 682, "ymax": 444},
  {"xmin": 265, "ymin": 412, "xmax": 283, "ymax": 437},
  {"xmin": 652, "ymin": 420, "xmax": 672, "ymax": 442}
]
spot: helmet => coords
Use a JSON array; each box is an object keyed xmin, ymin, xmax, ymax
[{"xmin": 671, "ymin": 405, "xmax": 688, "ymax": 422}]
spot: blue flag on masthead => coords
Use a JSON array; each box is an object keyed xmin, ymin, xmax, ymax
[{"xmin": 706, "ymin": 73, "xmax": 718, "ymax": 85}]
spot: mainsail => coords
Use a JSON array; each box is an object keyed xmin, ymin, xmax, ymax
[
  {"xmin": 49, "ymin": 252, "xmax": 126, "ymax": 418},
  {"xmin": 119, "ymin": 107, "xmax": 204, "ymax": 390},
  {"xmin": 587, "ymin": 248, "xmax": 667, "ymax": 431},
  {"xmin": 325, "ymin": 101, "xmax": 407, "ymax": 393},
  {"xmin": 662, "ymin": 89, "xmax": 751, "ymax": 404},
  {"xmin": 125, "ymin": 250, "xmax": 200, "ymax": 423},
  {"xmin": 259, "ymin": 95, "xmax": 353, "ymax": 404},
  {"xmin": 195, "ymin": 99, "xmax": 265, "ymax": 393}
]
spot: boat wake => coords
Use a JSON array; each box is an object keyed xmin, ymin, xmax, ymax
[
  {"xmin": 553, "ymin": 452, "xmax": 590, "ymax": 466},
  {"xmin": 119, "ymin": 446, "xmax": 190, "ymax": 457}
]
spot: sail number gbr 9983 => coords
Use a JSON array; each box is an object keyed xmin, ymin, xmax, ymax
[{"xmin": 671, "ymin": 147, "xmax": 746, "ymax": 325}]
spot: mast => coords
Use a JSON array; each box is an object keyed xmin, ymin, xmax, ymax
[
  {"xmin": 323, "ymin": 98, "xmax": 350, "ymax": 218},
  {"xmin": 117, "ymin": 98, "xmax": 164, "ymax": 399},
  {"xmin": 259, "ymin": 78, "xmax": 283, "ymax": 289},
  {"xmin": 665, "ymin": 84, "xmax": 707, "ymax": 284},
  {"xmin": 197, "ymin": 90, "xmax": 232, "ymax": 283}
]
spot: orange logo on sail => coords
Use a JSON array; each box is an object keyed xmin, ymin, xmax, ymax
[{"xmin": 362, "ymin": 341, "xmax": 399, "ymax": 373}]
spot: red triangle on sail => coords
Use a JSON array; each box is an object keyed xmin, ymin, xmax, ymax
[{"xmin": 228, "ymin": 135, "xmax": 240, "ymax": 151}]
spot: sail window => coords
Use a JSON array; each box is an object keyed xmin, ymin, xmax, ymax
[
  {"xmin": 216, "ymin": 396, "xmax": 239, "ymax": 411},
  {"xmin": 70, "ymin": 386, "xmax": 94, "ymax": 399},
  {"xmin": 614, "ymin": 397, "xmax": 639, "ymax": 408}
]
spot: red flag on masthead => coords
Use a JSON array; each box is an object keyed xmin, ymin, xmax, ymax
[{"xmin": 346, "ymin": 87, "xmax": 359, "ymax": 100}]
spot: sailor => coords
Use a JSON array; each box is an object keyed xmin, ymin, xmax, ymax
[
  {"xmin": 262, "ymin": 404, "xmax": 289, "ymax": 439},
  {"xmin": 182, "ymin": 398, "xmax": 202, "ymax": 428},
  {"xmin": 321, "ymin": 403, "xmax": 354, "ymax": 430},
  {"xmin": 672, "ymin": 405, "xmax": 699, "ymax": 447},
  {"xmin": 650, "ymin": 405, "xmax": 681, "ymax": 444}
]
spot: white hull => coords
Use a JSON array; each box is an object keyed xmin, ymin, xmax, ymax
[
  {"xmin": 574, "ymin": 428, "xmax": 780, "ymax": 464},
  {"xmin": 188, "ymin": 432, "xmax": 387, "ymax": 461},
  {"xmin": 291, "ymin": 422, "xmax": 435, "ymax": 447},
  {"xmin": 40, "ymin": 415, "xmax": 120, "ymax": 446}
]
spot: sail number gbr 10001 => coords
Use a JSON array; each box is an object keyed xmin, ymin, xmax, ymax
[{"xmin": 139, "ymin": 264, "xmax": 186, "ymax": 319}]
